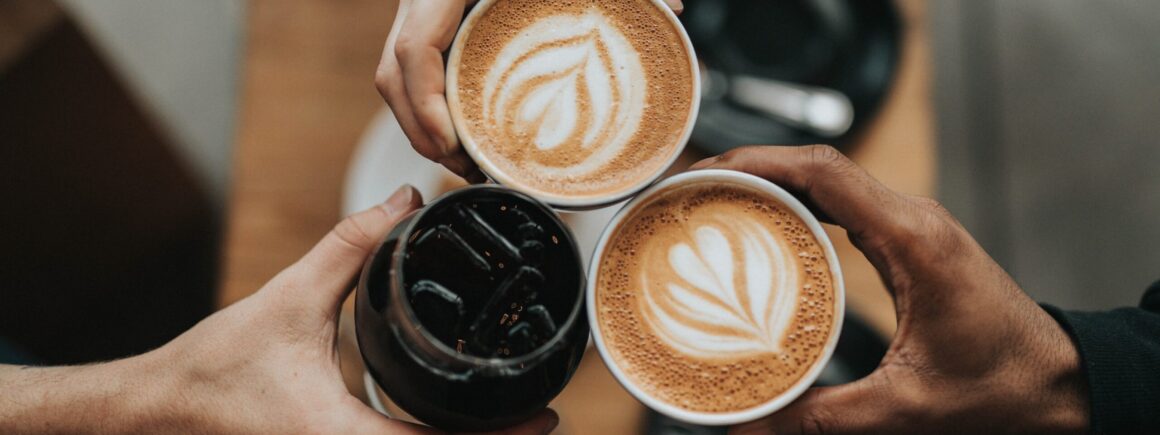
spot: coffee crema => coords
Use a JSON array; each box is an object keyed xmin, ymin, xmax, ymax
[
  {"xmin": 595, "ymin": 183, "xmax": 837, "ymax": 413},
  {"xmin": 449, "ymin": 0, "xmax": 695, "ymax": 201}
]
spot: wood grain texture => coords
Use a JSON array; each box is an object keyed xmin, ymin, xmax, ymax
[
  {"xmin": 219, "ymin": 0, "xmax": 392, "ymax": 306},
  {"xmin": 223, "ymin": 0, "xmax": 933, "ymax": 432}
]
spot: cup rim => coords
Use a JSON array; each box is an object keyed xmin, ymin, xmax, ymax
[
  {"xmin": 445, "ymin": 0, "xmax": 702, "ymax": 210},
  {"xmin": 585, "ymin": 169, "xmax": 847, "ymax": 426}
]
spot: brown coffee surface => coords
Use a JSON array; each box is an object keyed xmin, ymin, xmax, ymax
[
  {"xmin": 596, "ymin": 182, "xmax": 837, "ymax": 413},
  {"xmin": 452, "ymin": 0, "xmax": 695, "ymax": 200}
]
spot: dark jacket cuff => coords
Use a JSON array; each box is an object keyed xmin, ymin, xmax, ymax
[{"xmin": 1041, "ymin": 282, "xmax": 1160, "ymax": 434}]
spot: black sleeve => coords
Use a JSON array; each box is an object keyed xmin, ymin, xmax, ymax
[{"xmin": 1040, "ymin": 280, "xmax": 1160, "ymax": 434}]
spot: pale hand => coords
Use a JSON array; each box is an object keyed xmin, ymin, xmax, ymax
[
  {"xmin": 0, "ymin": 186, "xmax": 557, "ymax": 435},
  {"xmin": 374, "ymin": 0, "xmax": 684, "ymax": 181}
]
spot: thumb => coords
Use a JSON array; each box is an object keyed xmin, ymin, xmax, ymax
[
  {"xmin": 730, "ymin": 374, "xmax": 896, "ymax": 435},
  {"xmin": 274, "ymin": 185, "xmax": 423, "ymax": 310}
]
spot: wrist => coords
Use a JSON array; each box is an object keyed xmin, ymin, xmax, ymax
[
  {"xmin": 102, "ymin": 352, "xmax": 180, "ymax": 432},
  {"xmin": 0, "ymin": 356, "xmax": 167, "ymax": 433},
  {"xmin": 1031, "ymin": 308, "xmax": 1090, "ymax": 434}
]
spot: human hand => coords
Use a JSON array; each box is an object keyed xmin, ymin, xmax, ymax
[
  {"xmin": 144, "ymin": 185, "xmax": 558, "ymax": 433},
  {"xmin": 375, "ymin": 0, "xmax": 684, "ymax": 182},
  {"xmin": 690, "ymin": 146, "xmax": 1089, "ymax": 434},
  {"xmin": 0, "ymin": 185, "xmax": 558, "ymax": 434}
]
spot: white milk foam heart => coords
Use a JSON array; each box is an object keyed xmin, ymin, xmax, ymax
[
  {"xmin": 594, "ymin": 179, "xmax": 840, "ymax": 414},
  {"xmin": 642, "ymin": 221, "xmax": 801, "ymax": 358},
  {"xmin": 481, "ymin": 11, "xmax": 647, "ymax": 178}
]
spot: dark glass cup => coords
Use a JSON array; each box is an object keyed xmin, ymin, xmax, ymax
[{"xmin": 355, "ymin": 186, "xmax": 588, "ymax": 432}]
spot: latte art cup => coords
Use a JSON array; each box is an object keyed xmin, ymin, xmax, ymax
[
  {"xmin": 587, "ymin": 170, "xmax": 846, "ymax": 425},
  {"xmin": 446, "ymin": 0, "xmax": 700, "ymax": 210}
]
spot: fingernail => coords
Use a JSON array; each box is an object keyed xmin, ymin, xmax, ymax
[
  {"xmin": 382, "ymin": 184, "xmax": 415, "ymax": 216},
  {"xmin": 665, "ymin": 0, "xmax": 684, "ymax": 14},
  {"xmin": 689, "ymin": 155, "xmax": 720, "ymax": 170}
]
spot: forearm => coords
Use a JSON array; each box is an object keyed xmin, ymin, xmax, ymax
[{"xmin": 0, "ymin": 357, "xmax": 166, "ymax": 433}]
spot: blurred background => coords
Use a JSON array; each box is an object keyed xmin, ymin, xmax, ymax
[{"xmin": 1, "ymin": 0, "xmax": 1157, "ymax": 411}]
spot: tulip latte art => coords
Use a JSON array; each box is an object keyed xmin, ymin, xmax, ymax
[
  {"xmin": 449, "ymin": 0, "xmax": 696, "ymax": 202},
  {"xmin": 596, "ymin": 183, "xmax": 837, "ymax": 412}
]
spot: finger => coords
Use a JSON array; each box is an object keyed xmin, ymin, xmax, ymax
[
  {"xmin": 662, "ymin": 0, "xmax": 685, "ymax": 15},
  {"xmin": 730, "ymin": 375, "xmax": 895, "ymax": 435},
  {"xmin": 396, "ymin": 0, "xmax": 467, "ymax": 165},
  {"xmin": 438, "ymin": 151, "xmax": 487, "ymax": 184},
  {"xmin": 280, "ymin": 185, "xmax": 424, "ymax": 309},
  {"xmin": 378, "ymin": 0, "xmax": 442, "ymax": 163},
  {"xmin": 690, "ymin": 145, "xmax": 914, "ymax": 244},
  {"xmin": 466, "ymin": 409, "xmax": 560, "ymax": 435},
  {"xmin": 464, "ymin": 165, "xmax": 489, "ymax": 184},
  {"xmin": 381, "ymin": 51, "xmax": 479, "ymax": 180}
]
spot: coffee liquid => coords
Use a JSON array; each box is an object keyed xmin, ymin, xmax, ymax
[
  {"xmin": 357, "ymin": 187, "xmax": 587, "ymax": 431},
  {"xmin": 402, "ymin": 194, "xmax": 579, "ymax": 357}
]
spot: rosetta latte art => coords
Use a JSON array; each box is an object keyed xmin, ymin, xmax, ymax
[
  {"xmin": 482, "ymin": 12, "xmax": 647, "ymax": 175},
  {"xmin": 642, "ymin": 221, "xmax": 800, "ymax": 358}
]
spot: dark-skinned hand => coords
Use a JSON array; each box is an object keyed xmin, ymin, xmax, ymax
[{"xmin": 689, "ymin": 145, "xmax": 1088, "ymax": 435}]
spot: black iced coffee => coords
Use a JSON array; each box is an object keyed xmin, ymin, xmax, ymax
[{"xmin": 356, "ymin": 186, "xmax": 587, "ymax": 431}]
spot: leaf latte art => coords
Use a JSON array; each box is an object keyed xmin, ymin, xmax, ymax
[
  {"xmin": 642, "ymin": 222, "xmax": 800, "ymax": 358},
  {"xmin": 483, "ymin": 12, "xmax": 646, "ymax": 172},
  {"xmin": 596, "ymin": 183, "xmax": 837, "ymax": 413},
  {"xmin": 450, "ymin": 0, "xmax": 696, "ymax": 201}
]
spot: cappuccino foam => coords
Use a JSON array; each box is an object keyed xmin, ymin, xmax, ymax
[
  {"xmin": 451, "ymin": 0, "xmax": 695, "ymax": 200},
  {"xmin": 596, "ymin": 183, "xmax": 837, "ymax": 413}
]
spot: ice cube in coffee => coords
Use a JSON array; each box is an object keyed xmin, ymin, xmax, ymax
[{"xmin": 355, "ymin": 186, "xmax": 587, "ymax": 431}]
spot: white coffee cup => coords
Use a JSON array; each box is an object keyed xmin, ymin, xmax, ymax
[
  {"xmin": 586, "ymin": 169, "xmax": 846, "ymax": 426},
  {"xmin": 445, "ymin": 0, "xmax": 701, "ymax": 210}
]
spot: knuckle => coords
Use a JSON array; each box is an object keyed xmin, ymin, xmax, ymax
[
  {"xmin": 805, "ymin": 144, "xmax": 849, "ymax": 171},
  {"xmin": 393, "ymin": 35, "xmax": 416, "ymax": 61},
  {"xmin": 332, "ymin": 214, "xmax": 377, "ymax": 254},
  {"xmin": 717, "ymin": 145, "xmax": 760, "ymax": 165},
  {"xmin": 896, "ymin": 207, "xmax": 966, "ymax": 263},
  {"xmin": 798, "ymin": 409, "xmax": 833, "ymax": 435},
  {"xmin": 373, "ymin": 68, "xmax": 395, "ymax": 96}
]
